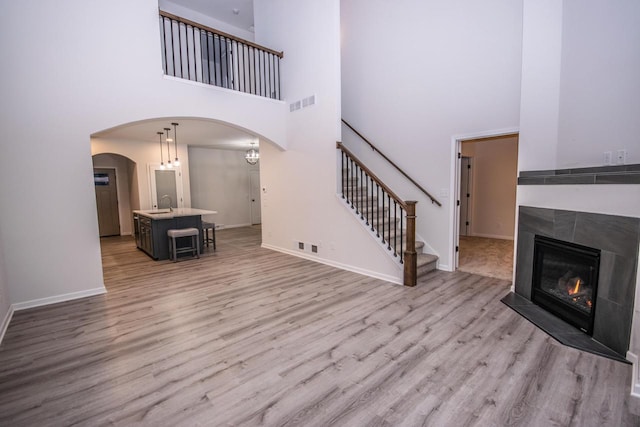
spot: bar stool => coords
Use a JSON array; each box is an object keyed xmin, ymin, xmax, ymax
[
  {"xmin": 202, "ymin": 221, "xmax": 216, "ymax": 250},
  {"xmin": 167, "ymin": 228, "xmax": 200, "ymax": 262}
]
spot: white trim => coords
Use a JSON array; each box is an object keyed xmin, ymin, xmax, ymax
[
  {"xmin": 148, "ymin": 164, "xmax": 185, "ymax": 210},
  {"xmin": 449, "ymin": 127, "xmax": 520, "ymax": 274},
  {"xmin": 12, "ymin": 287, "xmax": 107, "ymax": 311},
  {"xmin": 0, "ymin": 305, "xmax": 14, "ymax": 345},
  {"xmin": 219, "ymin": 223, "xmax": 252, "ymax": 229},
  {"xmin": 469, "ymin": 233, "xmax": 515, "ymax": 241},
  {"xmin": 262, "ymin": 243, "xmax": 403, "ymax": 285},
  {"xmin": 627, "ymin": 351, "xmax": 640, "ymax": 398}
]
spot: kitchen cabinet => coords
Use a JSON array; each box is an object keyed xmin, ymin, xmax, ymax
[{"xmin": 132, "ymin": 209, "xmax": 216, "ymax": 260}]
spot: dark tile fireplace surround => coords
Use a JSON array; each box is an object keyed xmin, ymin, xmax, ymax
[
  {"xmin": 504, "ymin": 205, "xmax": 640, "ymax": 364},
  {"xmin": 503, "ymin": 206, "xmax": 640, "ymax": 361}
]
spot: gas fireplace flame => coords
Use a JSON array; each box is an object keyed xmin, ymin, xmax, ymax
[{"xmin": 568, "ymin": 278, "xmax": 581, "ymax": 296}]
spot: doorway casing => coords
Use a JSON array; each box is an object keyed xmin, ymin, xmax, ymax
[{"xmin": 449, "ymin": 128, "xmax": 519, "ymax": 274}]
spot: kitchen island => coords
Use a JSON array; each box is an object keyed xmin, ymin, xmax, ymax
[{"xmin": 132, "ymin": 208, "xmax": 217, "ymax": 260}]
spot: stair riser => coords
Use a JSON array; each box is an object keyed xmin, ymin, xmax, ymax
[{"xmin": 417, "ymin": 261, "xmax": 437, "ymax": 277}]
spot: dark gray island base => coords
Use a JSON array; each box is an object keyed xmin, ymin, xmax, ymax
[{"xmin": 132, "ymin": 208, "xmax": 216, "ymax": 260}]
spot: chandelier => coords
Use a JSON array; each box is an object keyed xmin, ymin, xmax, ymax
[{"xmin": 245, "ymin": 142, "xmax": 259, "ymax": 165}]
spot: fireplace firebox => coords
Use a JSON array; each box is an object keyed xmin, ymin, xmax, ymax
[{"xmin": 531, "ymin": 235, "xmax": 601, "ymax": 335}]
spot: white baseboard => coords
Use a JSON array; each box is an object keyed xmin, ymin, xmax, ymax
[
  {"xmin": 628, "ymin": 351, "xmax": 640, "ymax": 398},
  {"xmin": 261, "ymin": 243, "xmax": 403, "ymax": 285},
  {"xmin": 469, "ymin": 233, "xmax": 514, "ymax": 241},
  {"xmin": 219, "ymin": 223, "xmax": 252, "ymax": 230},
  {"xmin": 0, "ymin": 305, "xmax": 15, "ymax": 346},
  {"xmin": 12, "ymin": 287, "xmax": 107, "ymax": 311}
]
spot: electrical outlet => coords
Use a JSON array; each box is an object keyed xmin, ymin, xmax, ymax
[
  {"xmin": 603, "ymin": 151, "xmax": 612, "ymax": 165},
  {"xmin": 616, "ymin": 149, "xmax": 627, "ymax": 165}
]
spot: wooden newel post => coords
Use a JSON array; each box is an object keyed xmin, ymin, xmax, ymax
[{"xmin": 404, "ymin": 201, "xmax": 417, "ymax": 287}]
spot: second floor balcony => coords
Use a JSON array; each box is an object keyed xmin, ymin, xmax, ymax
[{"xmin": 159, "ymin": 11, "xmax": 283, "ymax": 100}]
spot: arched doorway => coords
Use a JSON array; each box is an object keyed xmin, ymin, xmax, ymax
[{"xmin": 92, "ymin": 153, "xmax": 139, "ymax": 237}]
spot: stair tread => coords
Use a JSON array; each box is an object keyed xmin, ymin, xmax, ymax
[{"xmin": 417, "ymin": 253, "xmax": 438, "ymax": 266}]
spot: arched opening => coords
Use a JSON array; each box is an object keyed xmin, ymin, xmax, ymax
[
  {"xmin": 90, "ymin": 116, "xmax": 272, "ymax": 270},
  {"xmin": 92, "ymin": 153, "xmax": 139, "ymax": 237}
]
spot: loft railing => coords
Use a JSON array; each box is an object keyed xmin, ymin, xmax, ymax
[
  {"xmin": 159, "ymin": 11, "xmax": 283, "ymax": 100},
  {"xmin": 337, "ymin": 142, "xmax": 418, "ymax": 287},
  {"xmin": 341, "ymin": 119, "xmax": 441, "ymax": 206}
]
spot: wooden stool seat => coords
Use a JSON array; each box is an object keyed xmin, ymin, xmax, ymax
[{"xmin": 167, "ymin": 228, "xmax": 200, "ymax": 262}]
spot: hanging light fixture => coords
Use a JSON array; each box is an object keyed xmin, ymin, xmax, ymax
[
  {"xmin": 164, "ymin": 127, "xmax": 173, "ymax": 168},
  {"xmin": 157, "ymin": 131, "xmax": 165, "ymax": 170},
  {"xmin": 171, "ymin": 122, "xmax": 180, "ymax": 166},
  {"xmin": 245, "ymin": 142, "xmax": 259, "ymax": 165}
]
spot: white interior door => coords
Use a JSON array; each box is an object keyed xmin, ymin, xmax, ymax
[
  {"xmin": 459, "ymin": 156, "xmax": 473, "ymax": 236},
  {"xmin": 149, "ymin": 165, "xmax": 184, "ymax": 209},
  {"xmin": 249, "ymin": 170, "xmax": 261, "ymax": 225}
]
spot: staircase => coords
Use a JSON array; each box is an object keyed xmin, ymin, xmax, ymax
[{"xmin": 338, "ymin": 142, "xmax": 438, "ymax": 286}]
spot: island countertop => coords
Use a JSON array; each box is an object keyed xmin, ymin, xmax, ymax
[{"xmin": 133, "ymin": 208, "xmax": 217, "ymax": 220}]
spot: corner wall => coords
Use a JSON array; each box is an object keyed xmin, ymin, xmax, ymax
[{"xmin": 254, "ymin": 0, "xmax": 403, "ymax": 282}]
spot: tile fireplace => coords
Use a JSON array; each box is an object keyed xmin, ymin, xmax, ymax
[{"xmin": 505, "ymin": 206, "xmax": 640, "ymax": 362}]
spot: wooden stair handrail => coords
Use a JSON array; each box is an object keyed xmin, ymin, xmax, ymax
[
  {"xmin": 159, "ymin": 10, "xmax": 284, "ymax": 58},
  {"xmin": 341, "ymin": 119, "xmax": 441, "ymax": 207},
  {"xmin": 337, "ymin": 142, "xmax": 408, "ymax": 210}
]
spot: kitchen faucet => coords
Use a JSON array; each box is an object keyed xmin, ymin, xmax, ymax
[{"xmin": 161, "ymin": 194, "xmax": 173, "ymax": 212}]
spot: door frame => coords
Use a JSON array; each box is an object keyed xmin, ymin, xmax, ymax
[
  {"xmin": 148, "ymin": 164, "xmax": 184, "ymax": 209},
  {"xmin": 449, "ymin": 127, "xmax": 519, "ymax": 271},
  {"xmin": 459, "ymin": 156, "xmax": 473, "ymax": 237},
  {"xmin": 249, "ymin": 170, "xmax": 262, "ymax": 225},
  {"xmin": 94, "ymin": 167, "xmax": 121, "ymax": 237}
]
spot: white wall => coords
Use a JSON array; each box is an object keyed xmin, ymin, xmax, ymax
[
  {"xmin": 519, "ymin": 0, "xmax": 640, "ymax": 171},
  {"xmin": 188, "ymin": 146, "xmax": 258, "ymax": 228},
  {"xmin": 461, "ymin": 136, "xmax": 518, "ymax": 239},
  {"xmin": 159, "ymin": 0, "xmax": 255, "ymax": 41},
  {"xmin": 254, "ymin": 0, "xmax": 403, "ymax": 283},
  {"xmin": 341, "ymin": 0, "xmax": 524, "ymax": 270},
  {"xmin": 556, "ymin": 0, "xmax": 640, "ymax": 168},
  {"xmin": 92, "ymin": 153, "xmax": 134, "ymax": 235},
  {"xmin": 518, "ymin": 0, "xmax": 563, "ymax": 171},
  {"xmin": 0, "ymin": 0, "xmax": 286, "ymax": 306}
]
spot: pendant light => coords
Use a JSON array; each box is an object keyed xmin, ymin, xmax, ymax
[
  {"xmin": 157, "ymin": 131, "xmax": 165, "ymax": 170},
  {"xmin": 171, "ymin": 122, "xmax": 180, "ymax": 166},
  {"xmin": 245, "ymin": 142, "xmax": 259, "ymax": 165},
  {"xmin": 164, "ymin": 128, "xmax": 172, "ymax": 168}
]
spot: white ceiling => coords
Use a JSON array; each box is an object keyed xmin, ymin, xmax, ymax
[
  {"xmin": 92, "ymin": 118, "xmax": 259, "ymax": 151},
  {"xmin": 93, "ymin": 1, "xmax": 257, "ymax": 151},
  {"xmin": 172, "ymin": 0, "xmax": 254, "ymax": 32}
]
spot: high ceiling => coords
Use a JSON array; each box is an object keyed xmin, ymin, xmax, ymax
[
  {"xmin": 93, "ymin": 1, "xmax": 257, "ymax": 151},
  {"xmin": 172, "ymin": 0, "xmax": 254, "ymax": 33},
  {"xmin": 92, "ymin": 118, "xmax": 259, "ymax": 150}
]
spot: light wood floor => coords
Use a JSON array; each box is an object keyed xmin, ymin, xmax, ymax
[{"xmin": 0, "ymin": 227, "xmax": 638, "ymax": 426}]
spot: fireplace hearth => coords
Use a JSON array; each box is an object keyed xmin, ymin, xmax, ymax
[{"xmin": 532, "ymin": 235, "xmax": 600, "ymax": 334}]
